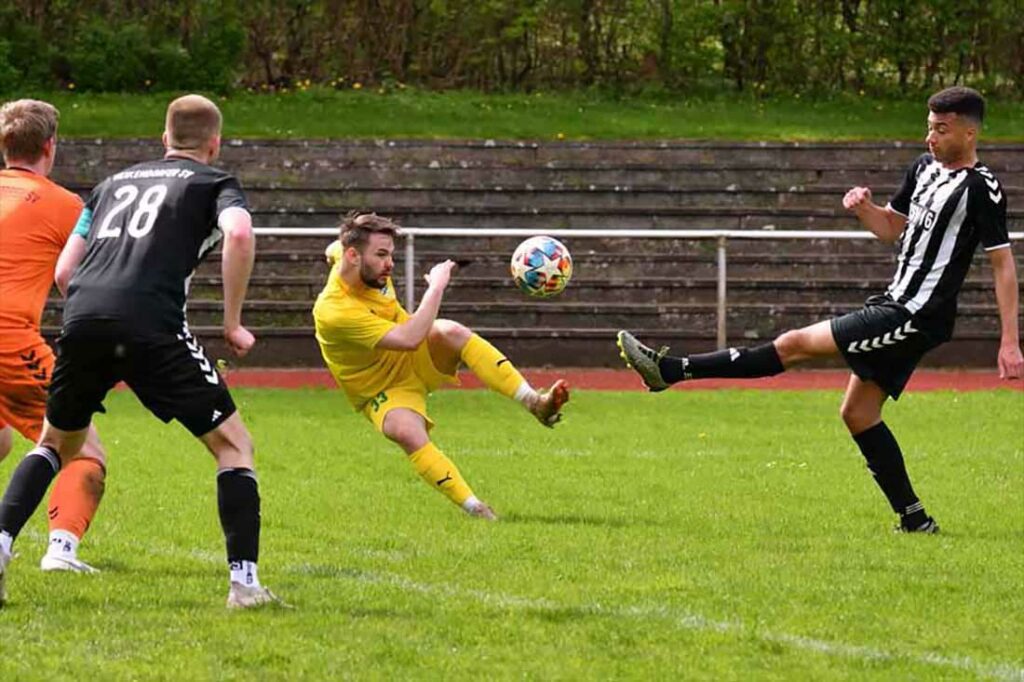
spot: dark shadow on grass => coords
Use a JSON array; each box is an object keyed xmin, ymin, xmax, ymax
[
  {"xmin": 499, "ymin": 511, "xmax": 656, "ymax": 528},
  {"xmin": 524, "ymin": 605, "xmax": 609, "ymax": 623}
]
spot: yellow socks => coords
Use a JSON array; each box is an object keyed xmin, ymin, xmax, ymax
[
  {"xmin": 460, "ymin": 333, "xmax": 534, "ymax": 402},
  {"xmin": 408, "ymin": 442, "xmax": 474, "ymax": 507}
]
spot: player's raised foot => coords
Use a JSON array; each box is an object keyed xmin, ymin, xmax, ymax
[
  {"xmin": 226, "ymin": 582, "xmax": 292, "ymax": 610},
  {"xmin": 0, "ymin": 546, "xmax": 10, "ymax": 607},
  {"xmin": 895, "ymin": 516, "xmax": 940, "ymax": 534},
  {"xmin": 466, "ymin": 500, "xmax": 498, "ymax": 521},
  {"xmin": 40, "ymin": 553, "xmax": 99, "ymax": 574},
  {"xmin": 529, "ymin": 379, "xmax": 569, "ymax": 428},
  {"xmin": 616, "ymin": 331, "xmax": 670, "ymax": 392}
]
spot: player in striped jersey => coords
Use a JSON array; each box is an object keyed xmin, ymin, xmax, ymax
[{"xmin": 618, "ymin": 86, "xmax": 1022, "ymax": 533}]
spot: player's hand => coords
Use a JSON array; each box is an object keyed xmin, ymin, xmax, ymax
[
  {"xmin": 424, "ymin": 260, "xmax": 456, "ymax": 291},
  {"xmin": 842, "ymin": 186, "xmax": 873, "ymax": 212},
  {"xmin": 224, "ymin": 324, "xmax": 256, "ymax": 358},
  {"xmin": 997, "ymin": 342, "xmax": 1024, "ymax": 379}
]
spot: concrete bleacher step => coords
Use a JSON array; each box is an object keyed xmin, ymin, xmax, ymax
[
  {"xmin": 250, "ymin": 206, "xmax": 1024, "ymax": 231},
  {"xmin": 194, "ymin": 250, "xmax": 916, "ymax": 280},
  {"xmin": 181, "ymin": 274, "xmax": 1008, "ymax": 306},
  {"xmin": 43, "ymin": 298, "xmax": 1003, "ymax": 334},
  {"xmin": 54, "ymin": 140, "xmax": 1023, "ymax": 186},
  {"xmin": 239, "ymin": 185, "xmax": 936, "ymax": 212},
  {"xmin": 54, "ymin": 138, "xmax": 1024, "ymax": 171},
  {"xmin": 38, "ymin": 322, "xmax": 1000, "ymax": 369}
]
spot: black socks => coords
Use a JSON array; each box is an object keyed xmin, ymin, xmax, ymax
[
  {"xmin": 659, "ymin": 343, "xmax": 785, "ymax": 383},
  {"xmin": 0, "ymin": 447, "xmax": 61, "ymax": 541},
  {"xmin": 853, "ymin": 422, "xmax": 928, "ymax": 528},
  {"xmin": 217, "ymin": 468, "xmax": 261, "ymax": 563}
]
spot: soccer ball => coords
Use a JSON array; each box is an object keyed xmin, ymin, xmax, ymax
[{"xmin": 510, "ymin": 236, "xmax": 573, "ymax": 297}]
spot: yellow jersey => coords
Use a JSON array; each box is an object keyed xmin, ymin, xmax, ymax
[{"xmin": 313, "ymin": 263, "xmax": 412, "ymax": 409}]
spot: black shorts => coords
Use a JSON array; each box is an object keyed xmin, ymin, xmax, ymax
[
  {"xmin": 831, "ymin": 295, "xmax": 940, "ymax": 399},
  {"xmin": 47, "ymin": 320, "xmax": 236, "ymax": 437}
]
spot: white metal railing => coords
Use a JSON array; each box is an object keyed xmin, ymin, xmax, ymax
[{"xmin": 254, "ymin": 227, "xmax": 1024, "ymax": 349}]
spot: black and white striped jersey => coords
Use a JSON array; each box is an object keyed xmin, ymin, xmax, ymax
[{"xmin": 884, "ymin": 153, "xmax": 1009, "ymax": 341}]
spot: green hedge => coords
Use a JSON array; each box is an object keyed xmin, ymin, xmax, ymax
[{"xmin": 1, "ymin": 0, "xmax": 1020, "ymax": 97}]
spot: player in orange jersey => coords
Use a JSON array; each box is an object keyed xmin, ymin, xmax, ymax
[{"xmin": 0, "ymin": 99, "xmax": 107, "ymax": 573}]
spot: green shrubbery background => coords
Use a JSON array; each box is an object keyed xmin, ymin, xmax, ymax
[{"xmin": 1, "ymin": 0, "xmax": 1020, "ymax": 97}]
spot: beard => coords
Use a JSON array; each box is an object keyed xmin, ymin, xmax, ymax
[
  {"xmin": 931, "ymin": 140, "xmax": 966, "ymax": 165},
  {"xmin": 360, "ymin": 262, "xmax": 388, "ymax": 289}
]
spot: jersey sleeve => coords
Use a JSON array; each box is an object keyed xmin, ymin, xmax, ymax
[
  {"xmin": 325, "ymin": 240, "xmax": 343, "ymax": 267},
  {"xmin": 319, "ymin": 304, "xmax": 397, "ymax": 350},
  {"xmin": 972, "ymin": 174, "xmax": 1009, "ymax": 251},
  {"xmin": 887, "ymin": 155, "xmax": 927, "ymax": 217},
  {"xmin": 71, "ymin": 186, "xmax": 101, "ymax": 239},
  {"xmin": 215, "ymin": 176, "xmax": 248, "ymax": 217},
  {"xmin": 55, "ymin": 191, "xmax": 85, "ymax": 242}
]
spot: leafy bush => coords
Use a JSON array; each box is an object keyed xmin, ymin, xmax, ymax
[
  {"xmin": 68, "ymin": 21, "xmax": 151, "ymax": 91},
  {"xmin": 0, "ymin": 40, "xmax": 20, "ymax": 94}
]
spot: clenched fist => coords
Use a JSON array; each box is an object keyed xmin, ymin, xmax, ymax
[{"xmin": 843, "ymin": 186, "xmax": 873, "ymax": 212}]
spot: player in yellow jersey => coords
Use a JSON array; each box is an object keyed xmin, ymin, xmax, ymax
[{"xmin": 313, "ymin": 212, "xmax": 569, "ymax": 520}]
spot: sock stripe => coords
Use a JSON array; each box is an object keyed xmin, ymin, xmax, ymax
[
  {"xmin": 217, "ymin": 467, "xmax": 258, "ymax": 482},
  {"xmin": 903, "ymin": 501, "xmax": 924, "ymax": 515},
  {"xmin": 28, "ymin": 446, "xmax": 61, "ymax": 474}
]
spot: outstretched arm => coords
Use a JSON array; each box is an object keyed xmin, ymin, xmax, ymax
[
  {"xmin": 377, "ymin": 260, "xmax": 455, "ymax": 351},
  {"xmin": 843, "ymin": 186, "xmax": 907, "ymax": 245},
  {"xmin": 55, "ymin": 234, "xmax": 88, "ymax": 296},
  {"xmin": 988, "ymin": 246, "xmax": 1023, "ymax": 379}
]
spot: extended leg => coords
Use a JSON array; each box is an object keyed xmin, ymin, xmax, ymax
[
  {"xmin": 617, "ymin": 320, "xmax": 836, "ymax": 391},
  {"xmin": 429, "ymin": 319, "xmax": 568, "ymax": 426}
]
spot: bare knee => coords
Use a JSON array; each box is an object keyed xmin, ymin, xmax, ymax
[
  {"xmin": 840, "ymin": 399, "xmax": 881, "ymax": 434},
  {"xmin": 0, "ymin": 426, "xmax": 12, "ymax": 463},
  {"xmin": 201, "ymin": 413, "xmax": 255, "ymax": 469},
  {"xmin": 382, "ymin": 410, "xmax": 429, "ymax": 454},
  {"xmin": 429, "ymin": 319, "xmax": 471, "ymax": 351},
  {"xmin": 773, "ymin": 330, "xmax": 805, "ymax": 365},
  {"xmin": 77, "ymin": 427, "xmax": 107, "ymax": 468}
]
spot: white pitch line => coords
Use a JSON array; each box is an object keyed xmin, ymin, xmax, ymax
[
  {"xmin": 339, "ymin": 567, "xmax": 1023, "ymax": 682},
  {"xmin": 14, "ymin": 534, "xmax": 1023, "ymax": 681}
]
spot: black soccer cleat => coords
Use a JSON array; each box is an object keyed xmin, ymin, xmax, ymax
[{"xmin": 895, "ymin": 516, "xmax": 940, "ymax": 534}]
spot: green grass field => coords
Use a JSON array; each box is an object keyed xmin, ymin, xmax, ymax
[
  {"xmin": 0, "ymin": 388, "xmax": 1022, "ymax": 680},
  {"xmin": 29, "ymin": 89, "xmax": 1024, "ymax": 141}
]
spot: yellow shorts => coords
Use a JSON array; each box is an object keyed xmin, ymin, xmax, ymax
[{"xmin": 358, "ymin": 341, "xmax": 459, "ymax": 432}]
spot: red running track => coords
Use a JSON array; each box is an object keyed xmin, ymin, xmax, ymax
[{"xmin": 220, "ymin": 368, "xmax": 1023, "ymax": 392}]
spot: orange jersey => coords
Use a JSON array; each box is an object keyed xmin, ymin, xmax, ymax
[{"xmin": 0, "ymin": 168, "xmax": 83, "ymax": 349}]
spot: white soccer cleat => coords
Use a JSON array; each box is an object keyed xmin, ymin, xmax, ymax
[
  {"xmin": 40, "ymin": 553, "xmax": 99, "ymax": 574},
  {"xmin": 226, "ymin": 582, "xmax": 291, "ymax": 609},
  {"xmin": 466, "ymin": 500, "xmax": 498, "ymax": 521}
]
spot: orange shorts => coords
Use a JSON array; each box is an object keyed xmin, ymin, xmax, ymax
[{"xmin": 0, "ymin": 335, "xmax": 54, "ymax": 442}]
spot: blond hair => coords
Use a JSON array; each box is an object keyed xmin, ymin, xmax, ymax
[
  {"xmin": 0, "ymin": 99, "xmax": 59, "ymax": 163},
  {"xmin": 165, "ymin": 94, "xmax": 222, "ymax": 150}
]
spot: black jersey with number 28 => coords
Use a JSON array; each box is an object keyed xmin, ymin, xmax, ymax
[{"xmin": 64, "ymin": 157, "xmax": 247, "ymax": 335}]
